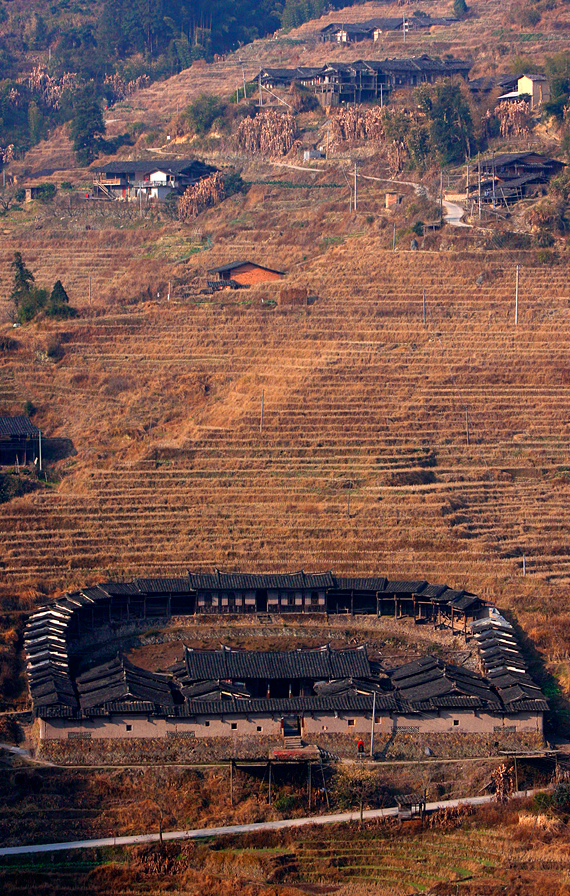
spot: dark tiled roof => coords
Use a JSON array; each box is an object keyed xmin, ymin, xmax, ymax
[
  {"xmin": 207, "ymin": 261, "xmax": 285, "ymax": 276},
  {"xmin": 188, "ymin": 570, "xmax": 334, "ymax": 590},
  {"xmin": 386, "ymin": 580, "xmax": 428, "ymax": 594},
  {"xmin": 39, "ymin": 694, "xmax": 384, "ymax": 718},
  {"xmin": 335, "ymin": 576, "xmax": 388, "ymax": 592},
  {"xmin": 183, "ymin": 645, "xmax": 371, "ymax": 682},
  {"xmin": 92, "ymin": 160, "xmax": 214, "ymax": 177},
  {"xmin": 134, "ymin": 577, "xmax": 191, "ymax": 593},
  {"xmin": 76, "ymin": 656, "xmax": 175, "ymax": 710},
  {"xmin": 0, "ymin": 416, "xmax": 40, "ymax": 437}
]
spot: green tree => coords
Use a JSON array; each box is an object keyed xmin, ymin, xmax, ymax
[
  {"xmin": 453, "ymin": 0, "xmax": 468, "ymax": 18},
  {"xmin": 69, "ymin": 90, "xmax": 106, "ymax": 165},
  {"xmin": 46, "ymin": 280, "xmax": 76, "ymax": 318},
  {"xmin": 10, "ymin": 252, "xmax": 35, "ymax": 311},
  {"xmin": 419, "ymin": 82, "xmax": 474, "ymax": 164},
  {"xmin": 545, "ymin": 52, "xmax": 570, "ymax": 121},
  {"xmin": 186, "ymin": 94, "xmax": 227, "ymax": 136},
  {"xmin": 28, "ymin": 101, "xmax": 43, "ymax": 145}
]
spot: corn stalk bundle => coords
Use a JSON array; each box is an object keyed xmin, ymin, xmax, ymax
[
  {"xmin": 103, "ymin": 73, "xmax": 151, "ymax": 103},
  {"xmin": 179, "ymin": 172, "xmax": 225, "ymax": 220},
  {"xmin": 496, "ymin": 100, "xmax": 531, "ymax": 139},
  {"xmin": 26, "ymin": 66, "xmax": 78, "ymax": 110},
  {"xmin": 236, "ymin": 111, "xmax": 299, "ymax": 158},
  {"xmin": 0, "ymin": 144, "xmax": 15, "ymax": 164},
  {"xmin": 330, "ymin": 104, "xmax": 386, "ymax": 147}
]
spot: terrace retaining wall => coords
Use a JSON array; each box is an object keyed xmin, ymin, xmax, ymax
[{"xmin": 37, "ymin": 729, "xmax": 544, "ymax": 765}]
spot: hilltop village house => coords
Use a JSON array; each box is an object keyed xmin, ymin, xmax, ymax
[
  {"xmin": 25, "ymin": 572, "xmax": 547, "ymax": 753},
  {"xmin": 318, "ymin": 15, "xmax": 457, "ymax": 43},
  {"xmin": 260, "ymin": 56, "xmax": 471, "ymax": 106},
  {"xmin": 91, "ymin": 159, "xmax": 214, "ymax": 201}
]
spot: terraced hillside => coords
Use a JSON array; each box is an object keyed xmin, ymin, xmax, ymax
[{"xmin": 1, "ymin": 240, "xmax": 570, "ymax": 638}]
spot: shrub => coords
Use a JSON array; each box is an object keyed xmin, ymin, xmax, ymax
[
  {"xmin": 222, "ymin": 168, "xmax": 246, "ymax": 197},
  {"xmin": 186, "ymin": 94, "xmax": 227, "ymax": 136},
  {"xmin": 520, "ymin": 6, "xmax": 541, "ymax": 27},
  {"xmin": 35, "ymin": 182, "xmax": 56, "ymax": 202},
  {"xmin": 553, "ymin": 783, "xmax": 570, "ymax": 812},
  {"xmin": 17, "ymin": 286, "xmax": 48, "ymax": 323}
]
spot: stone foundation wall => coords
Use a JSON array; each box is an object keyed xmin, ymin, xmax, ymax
[{"xmin": 37, "ymin": 729, "xmax": 545, "ymax": 766}]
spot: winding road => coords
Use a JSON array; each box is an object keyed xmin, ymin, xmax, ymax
[
  {"xmin": 0, "ymin": 792, "xmax": 533, "ymax": 857},
  {"xmin": 443, "ymin": 199, "xmax": 471, "ymax": 228}
]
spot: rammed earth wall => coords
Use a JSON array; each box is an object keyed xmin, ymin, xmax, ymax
[{"xmin": 37, "ymin": 730, "xmax": 544, "ymax": 765}]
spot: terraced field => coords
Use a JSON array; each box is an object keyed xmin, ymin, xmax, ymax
[{"xmin": 1, "ymin": 240, "xmax": 570, "ymax": 625}]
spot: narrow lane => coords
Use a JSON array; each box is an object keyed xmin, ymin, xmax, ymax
[{"xmin": 0, "ymin": 792, "xmax": 533, "ymax": 857}]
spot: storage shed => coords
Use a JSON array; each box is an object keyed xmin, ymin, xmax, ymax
[
  {"xmin": 0, "ymin": 416, "xmax": 40, "ymax": 465},
  {"xmin": 207, "ymin": 261, "xmax": 285, "ymax": 286}
]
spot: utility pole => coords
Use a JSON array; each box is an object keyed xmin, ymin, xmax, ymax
[
  {"xmin": 139, "ymin": 188, "xmax": 143, "ymax": 218},
  {"xmin": 380, "ymin": 82, "xmax": 383, "ymax": 108},
  {"xmin": 168, "ymin": 280, "xmax": 171, "ymax": 302},
  {"xmin": 88, "ymin": 274, "xmax": 91, "ymax": 306},
  {"xmin": 370, "ymin": 690, "xmax": 376, "ymax": 757},
  {"xmin": 492, "ymin": 149, "xmax": 496, "ymax": 208},
  {"xmin": 478, "ymin": 152, "xmax": 481, "ymax": 222},
  {"xmin": 353, "ymin": 161, "xmax": 357, "ymax": 211},
  {"xmin": 392, "ymin": 223, "xmax": 396, "ymax": 251},
  {"xmin": 515, "ymin": 264, "xmax": 519, "ymax": 325},
  {"xmin": 259, "ymin": 70, "xmax": 263, "ymax": 106},
  {"xmin": 403, "ymin": 13, "xmax": 408, "ymax": 41},
  {"xmin": 466, "ymin": 410, "xmax": 470, "ymax": 446},
  {"xmin": 466, "ymin": 161, "xmax": 469, "ymax": 206},
  {"xmin": 38, "ymin": 429, "xmax": 42, "ymax": 474},
  {"xmin": 423, "ymin": 287, "xmax": 426, "ymax": 325},
  {"xmin": 242, "ymin": 65, "xmax": 247, "ymax": 99},
  {"xmin": 260, "ymin": 389, "xmax": 264, "ymax": 434},
  {"xmin": 347, "ymin": 487, "xmax": 351, "ymax": 518},
  {"xmin": 440, "ymin": 170, "xmax": 443, "ymax": 223}
]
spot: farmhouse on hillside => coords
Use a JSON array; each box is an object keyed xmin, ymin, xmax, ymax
[
  {"xmin": 470, "ymin": 152, "xmax": 565, "ymax": 205},
  {"xmin": 92, "ymin": 159, "xmax": 215, "ymax": 201},
  {"xmin": 260, "ymin": 56, "xmax": 471, "ymax": 106},
  {"xmin": 498, "ymin": 74, "xmax": 551, "ymax": 109},
  {"xmin": 0, "ymin": 416, "xmax": 40, "ymax": 465},
  {"xmin": 207, "ymin": 261, "xmax": 285, "ymax": 286},
  {"xmin": 318, "ymin": 16, "xmax": 457, "ymax": 43}
]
